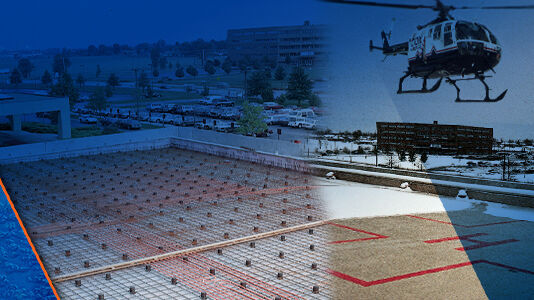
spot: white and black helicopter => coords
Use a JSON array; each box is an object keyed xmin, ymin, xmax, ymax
[{"xmin": 325, "ymin": 0, "xmax": 534, "ymax": 102}]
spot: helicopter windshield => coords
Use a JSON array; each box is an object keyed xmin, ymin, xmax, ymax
[
  {"xmin": 455, "ymin": 21, "xmax": 489, "ymax": 42},
  {"xmin": 481, "ymin": 25, "xmax": 499, "ymax": 44}
]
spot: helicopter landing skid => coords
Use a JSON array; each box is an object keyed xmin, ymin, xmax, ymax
[
  {"xmin": 397, "ymin": 73, "xmax": 442, "ymax": 94},
  {"xmin": 446, "ymin": 75, "xmax": 507, "ymax": 103}
]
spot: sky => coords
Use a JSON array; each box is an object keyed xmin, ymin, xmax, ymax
[
  {"xmin": 322, "ymin": 0, "xmax": 534, "ymax": 139},
  {"xmin": 1, "ymin": 0, "xmax": 532, "ymax": 138},
  {"xmin": 0, "ymin": 0, "xmax": 326, "ymax": 50}
]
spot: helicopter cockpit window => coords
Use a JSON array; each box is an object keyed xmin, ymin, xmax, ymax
[
  {"xmin": 481, "ymin": 25, "xmax": 499, "ymax": 44},
  {"xmin": 444, "ymin": 23, "xmax": 453, "ymax": 46},
  {"xmin": 455, "ymin": 21, "xmax": 489, "ymax": 42},
  {"xmin": 433, "ymin": 24, "xmax": 441, "ymax": 40}
]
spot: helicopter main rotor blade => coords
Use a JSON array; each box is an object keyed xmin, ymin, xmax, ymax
[
  {"xmin": 322, "ymin": 0, "xmax": 435, "ymax": 10},
  {"xmin": 454, "ymin": 4, "xmax": 534, "ymax": 10}
]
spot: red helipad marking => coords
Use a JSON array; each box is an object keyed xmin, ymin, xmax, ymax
[
  {"xmin": 327, "ymin": 222, "xmax": 388, "ymax": 244},
  {"xmin": 327, "ymin": 260, "xmax": 534, "ymax": 287},
  {"xmin": 424, "ymin": 233, "xmax": 488, "ymax": 244},
  {"xmin": 455, "ymin": 239, "xmax": 519, "ymax": 251},
  {"xmin": 424, "ymin": 233, "xmax": 519, "ymax": 251},
  {"xmin": 407, "ymin": 215, "xmax": 523, "ymax": 228}
]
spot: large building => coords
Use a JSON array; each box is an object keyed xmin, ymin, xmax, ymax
[
  {"xmin": 376, "ymin": 121, "xmax": 493, "ymax": 155},
  {"xmin": 226, "ymin": 21, "xmax": 328, "ymax": 66}
]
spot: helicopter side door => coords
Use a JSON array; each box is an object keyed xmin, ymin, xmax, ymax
[{"xmin": 429, "ymin": 23, "xmax": 442, "ymax": 55}]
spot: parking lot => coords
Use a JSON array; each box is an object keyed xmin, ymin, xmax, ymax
[{"xmin": 73, "ymin": 99, "xmax": 319, "ymax": 143}]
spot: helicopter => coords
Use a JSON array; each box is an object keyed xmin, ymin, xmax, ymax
[{"xmin": 324, "ymin": 0, "xmax": 534, "ymax": 102}]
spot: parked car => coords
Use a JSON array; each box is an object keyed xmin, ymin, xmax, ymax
[
  {"xmin": 289, "ymin": 109, "xmax": 316, "ymax": 119},
  {"xmin": 213, "ymin": 99, "xmax": 234, "ymax": 107},
  {"xmin": 146, "ymin": 103, "xmax": 163, "ymax": 112},
  {"xmin": 288, "ymin": 117, "xmax": 317, "ymax": 129},
  {"xmin": 265, "ymin": 114, "xmax": 290, "ymax": 126},
  {"xmin": 194, "ymin": 121, "xmax": 212, "ymax": 130},
  {"xmin": 117, "ymin": 119, "xmax": 141, "ymax": 130},
  {"xmin": 79, "ymin": 116, "xmax": 98, "ymax": 124},
  {"xmin": 162, "ymin": 104, "xmax": 177, "ymax": 113},
  {"xmin": 214, "ymin": 121, "xmax": 238, "ymax": 132},
  {"xmin": 200, "ymin": 96, "xmax": 224, "ymax": 105},
  {"xmin": 220, "ymin": 108, "xmax": 241, "ymax": 120},
  {"xmin": 173, "ymin": 105, "xmax": 194, "ymax": 115},
  {"xmin": 193, "ymin": 105, "xmax": 211, "ymax": 117},
  {"xmin": 136, "ymin": 112, "xmax": 150, "ymax": 121},
  {"xmin": 149, "ymin": 114, "xmax": 165, "ymax": 123},
  {"xmin": 209, "ymin": 107, "xmax": 222, "ymax": 118},
  {"xmin": 263, "ymin": 102, "xmax": 283, "ymax": 110},
  {"xmin": 165, "ymin": 115, "xmax": 183, "ymax": 126},
  {"xmin": 100, "ymin": 117, "xmax": 116, "ymax": 126},
  {"xmin": 182, "ymin": 116, "xmax": 196, "ymax": 126}
]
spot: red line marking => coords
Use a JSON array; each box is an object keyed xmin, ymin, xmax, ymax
[
  {"xmin": 327, "ymin": 260, "xmax": 534, "ymax": 287},
  {"xmin": 407, "ymin": 215, "xmax": 523, "ymax": 228},
  {"xmin": 455, "ymin": 239, "xmax": 519, "ymax": 251},
  {"xmin": 424, "ymin": 233, "xmax": 488, "ymax": 244},
  {"xmin": 0, "ymin": 179, "xmax": 60, "ymax": 299},
  {"xmin": 327, "ymin": 222, "xmax": 388, "ymax": 244}
]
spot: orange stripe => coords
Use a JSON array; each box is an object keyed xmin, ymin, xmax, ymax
[{"xmin": 0, "ymin": 178, "xmax": 60, "ymax": 299}]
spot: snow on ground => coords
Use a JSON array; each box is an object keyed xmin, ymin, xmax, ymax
[
  {"xmin": 318, "ymin": 178, "xmax": 472, "ymax": 220},
  {"xmin": 321, "ymin": 153, "xmax": 467, "ymax": 170},
  {"xmin": 318, "ymin": 178, "xmax": 534, "ymax": 221}
]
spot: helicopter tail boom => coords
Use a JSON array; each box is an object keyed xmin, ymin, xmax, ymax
[{"xmin": 370, "ymin": 31, "xmax": 408, "ymax": 55}]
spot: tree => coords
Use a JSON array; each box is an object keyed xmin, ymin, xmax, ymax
[
  {"xmin": 276, "ymin": 94, "xmax": 287, "ymax": 105},
  {"xmin": 397, "ymin": 149, "xmax": 406, "ymax": 161},
  {"xmin": 352, "ymin": 130, "xmax": 362, "ymax": 141},
  {"xmin": 138, "ymin": 71, "xmax": 149, "ymax": 92},
  {"xmin": 88, "ymin": 45, "xmax": 98, "ymax": 56},
  {"xmin": 263, "ymin": 68, "xmax": 272, "ymax": 79},
  {"xmin": 159, "ymin": 57, "xmax": 167, "ymax": 70},
  {"xmin": 150, "ymin": 47, "xmax": 161, "ymax": 70},
  {"xmin": 408, "ymin": 150, "xmax": 417, "ymax": 163},
  {"xmin": 41, "ymin": 70, "xmax": 52, "ymax": 86},
  {"xmin": 105, "ymin": 85, "xmax": 113, "ymax": 97},
  {"xmin": 76, "ymin": 73, "xmax": 86, "ymax": 88},
  {"xmin": 386, "ymin": 152, "xmax": 396, "ymax": 168},
  {"xmin": 96, "ymin": 64, "xmax": 102, "ymax": 78},
  {"xmin": 247, "ymin": 71, "xmax": 272, "ymax": 100},
  {"xmin": 186, "ymin": 65, "xmax": 198, "ymax": 77},
  {"xmin": 175, "ymin": 67, "xmax": 185, "ymax": 78},
  {"xmin": 17, "ymin": 58, "xmax": 34, "ymax": 79},
  {"xmin": 88, "ymin": 87, "xmax": 107, "ymax": 112},
  {"xmin": 49, "ymin": 73, "xmax": 80, "ymax": 105},
  {"xmin": 309, "ymin": 94, "xmax": 321, "ymax": 106},
  {"xmin": 372, "ymin": 145, "xmax": 379, "ymax": 166},
  {"xmin": 52, "ymin": 54, "xmax": 71, "ymax": 75},
  {"xmin": 237, "ymin": 101, "xmax": 268, "ymax": 135},
  {"xmin": 107, "ymin": 73, "xmax": 120, "ymax": 88},
  {"xmin": 287, "ymin": 67, "xmax": 313, "ymax": 106},
  {"xmin": 420, "ymin": 152, "xmax": 429, "ymax": 164},
  {"xmin": 222, "ymin": 59, "xmax": 232, "ymax": 74},
  {"xmin": 204, "ymin": 60, "xmax": 216, "ymax": 75},
  {"xmin": 201, "ymin": 86, "xmax": 209, "ymax": 96},
  {"xmin": 284, "ymin": 56, "xmax": 291, "ymax": 65},
  {"xmin": 9, "ymin": 69, "xmax": 22, "ymax": 86},
  {"xmin": 112, "ymin": 43, "xmax": 121, "ymax": 55},
  {"xmin": 274, "ymin": 66, "xmax": 286, "ymax": 81}
]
